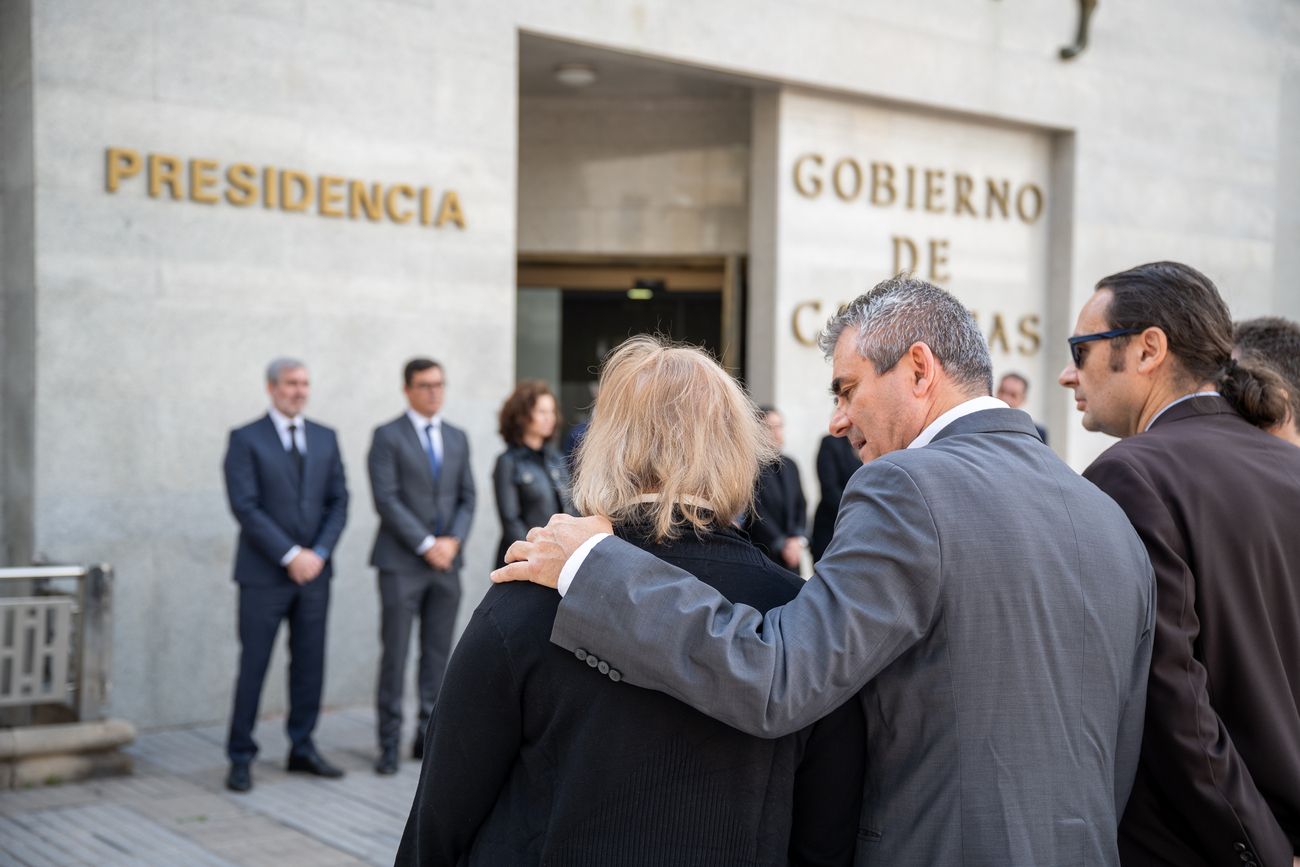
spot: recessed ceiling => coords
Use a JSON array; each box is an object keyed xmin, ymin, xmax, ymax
[{"xmin": 519, "ymin": 33, "xmax": 759, "ymax": 99}]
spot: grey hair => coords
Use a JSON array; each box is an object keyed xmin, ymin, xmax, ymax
[
  {"xmin": 817, "ymin": 275, "xmax": 992, "ymax": 394},
  {"xmin": 266, "ymin": 357, "xmax": 307, "ymax": 385}
]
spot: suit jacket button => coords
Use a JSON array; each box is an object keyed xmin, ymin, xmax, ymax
[
  {"xmin": 586, "ymin": 655, "xmax": 599, "ymax": 668},
  {"xmin": 574, "ymin": 648, "xmax": 588, "ymax": 662},
  {"xmin": 597, "ymin": 661, "xmax": 610, "ymax": 675},
  {"xmin": 1234, "ymin": 844, "xmax": 1246, "ymax": 852},
  {"xmin": 608, "ymin": 669, "xmax": 621, "ymax": 682}
]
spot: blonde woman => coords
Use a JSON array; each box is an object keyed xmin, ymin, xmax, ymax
[{"xmin": 397, "ymin": 336, "xmax": 865, "ymax": 866}]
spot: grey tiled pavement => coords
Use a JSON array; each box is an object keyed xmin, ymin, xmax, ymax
[{"xmin": 0, "ymin": 706, "xmax": 422, "ymax": 866}]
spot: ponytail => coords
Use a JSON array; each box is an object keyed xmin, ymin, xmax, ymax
[{"xmin": 1219, "ymin": 357, "xmax": 1289, "ymax": 430}]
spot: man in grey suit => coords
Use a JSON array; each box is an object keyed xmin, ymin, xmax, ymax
[
  {"xmin": 368, "ymin": 357, "xmax": 475, "ymax": 775},
  {"xmin": 495, "ymin": 276, "xmax": 1156, "ymax": 866}
]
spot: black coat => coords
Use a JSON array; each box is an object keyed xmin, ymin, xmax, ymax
[
  {"xmin": 745, "ymin": 455, "xmax": 807, "ymax": 570},
  {"xmin": 809, "ymin": 435, "xmax": 859, "ymax": 562},
  {"xmin": 396, "ymin": 522, "xmax": 866, "ymax": 866},
  {"xmin": 1085, "ymin": 396, "xmax": 1300, "ymax": 867},
  {"xmin": 492, "ymin": 444, "xmax": 576, "ymax": 567}
]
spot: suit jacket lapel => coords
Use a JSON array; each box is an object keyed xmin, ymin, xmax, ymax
[
  {"xmin": 258, "ymin": 414, "xmax": 300, "ymax": 487},
  {"xmin": 398, "ymin": 416, "xmax": 437, "ymax": 489}
]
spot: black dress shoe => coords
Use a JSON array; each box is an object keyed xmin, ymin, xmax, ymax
[
  {"xmin": 226, "ymin": 762, "xmax": 252, "ymax": 792},
  {"xmin": 375, "ymin": 744, "xmax": 399, "ymax": 775},
  {"xmin": 286, "ymin": 750, "xmax": 345, "ymax": 779},
  {"xmin": 412, "ymin": 736, "xmax": 424, "ymax": 761}
]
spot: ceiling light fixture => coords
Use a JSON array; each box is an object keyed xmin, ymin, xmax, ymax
[{"xmin": 554, "ymin": 62, "xmax": 597, "ymax": 88}]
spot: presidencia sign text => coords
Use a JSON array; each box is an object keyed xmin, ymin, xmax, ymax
[{"xmin": 104, "ymin": 147, "xmax": 466, "ymax": 230}]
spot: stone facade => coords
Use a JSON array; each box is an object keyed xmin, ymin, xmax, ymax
[{"xmin": 2, "ymin": 0, "xmax": 1297, "ymax": 728}]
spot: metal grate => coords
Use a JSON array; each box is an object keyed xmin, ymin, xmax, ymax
[{"xmin": 0, "ymin": 598, "xmax": 75, "ymax": 707}]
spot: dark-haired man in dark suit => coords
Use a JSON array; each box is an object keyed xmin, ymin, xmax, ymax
[
  {"xmin": 222, "ymin": 357, "xmax": 349, "ymax": 793},
  {"xmin": 1060, "ymin": 262, "xmax": 1300, "ymax": 867},
  {"xmin": 809, "ymin": 433, "xmax": 859, "ymax": 562},
  {"xmin": 368, "ymin": 358, "xmax": 476, "ymax": 775}
]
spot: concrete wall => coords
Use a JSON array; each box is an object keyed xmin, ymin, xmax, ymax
[
  {"xmin": 11, "ymin": 0, "xmax": 1300, "ymax": 728},
  {"xmin": 1, "ymin": 0, "xmax": 35, "ymax": 568},
  {"xmin": 518, "ymin": 93, "xmax": 750, "ymax": 254}
]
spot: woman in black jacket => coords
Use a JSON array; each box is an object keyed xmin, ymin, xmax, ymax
[
  {"xmin": 397, "ymin": 337, "xmax": 865, "ymax": 867},
  {"xmin": 491, "ymin": 379, "xmax": 577, "ymax": 567}
]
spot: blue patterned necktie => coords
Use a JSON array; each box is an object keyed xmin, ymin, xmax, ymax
[{"xmin": 424, "ymin": 423, "xmax": 442, "ymax": 483}]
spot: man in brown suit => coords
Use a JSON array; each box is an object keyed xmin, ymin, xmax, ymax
[{"xmin": 1059, "ymin": 261, "xmax": 1300, "ymax": 867}]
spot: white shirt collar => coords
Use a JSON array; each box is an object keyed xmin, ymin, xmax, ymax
[
  {"xmin": 907, "ymin": 395, "xmax": 1010, "ymax": 450},
  {"xmin": 1145, "ymin": 390, "xmax": 1220, "ymax": 431},
  {"xmin": 406, "ymin": 408, "xmax": 443, "ymax": 429},
  {"xmin": 268, "ymin": 406, "xmax": 304, "ymax": 432}
]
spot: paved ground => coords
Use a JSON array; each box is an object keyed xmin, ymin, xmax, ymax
[{"xmin": 0, "ymin": 706, "xmax": 420, "ymax": 866}]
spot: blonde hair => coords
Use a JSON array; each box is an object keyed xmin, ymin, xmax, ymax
[{"xmin": 571, "ymin": 336, "xmax": 776, "ymax": 542}]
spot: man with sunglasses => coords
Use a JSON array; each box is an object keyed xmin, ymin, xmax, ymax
[{"xmin": 1059, "ymin": 261, "xmax": 1300, "ymax": 867}]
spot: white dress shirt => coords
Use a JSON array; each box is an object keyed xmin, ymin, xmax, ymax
[
  {"xmin": 557, "ymin": 395, "xmax": 1014, "ymax": 596},
  {"xmin": 268, "ymin": 406, "xmax": 308, "ymax": 566},
  {"xmin": 407, "ymin": 409, "xmax": 445, "ymax": 555}
]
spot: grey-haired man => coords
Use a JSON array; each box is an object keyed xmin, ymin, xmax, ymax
[{"xmin": 495, "ymin": 276, "xmax": 1156, "ymax": 866}]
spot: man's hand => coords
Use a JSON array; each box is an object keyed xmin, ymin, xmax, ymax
[
  {"xmin": 491, "ymin": 514, "xmax": 613, "ymax": 588},
  {"xmin": 781, "ymin": 537, "xmax": 802, "ymax": 570},
  {"xmin": 425, "ymin": 536, "xmax": 460, "ymax": 571},
  {"xmin": 287, "ymin": 549, "xmax": 325, "ymax": 585}
]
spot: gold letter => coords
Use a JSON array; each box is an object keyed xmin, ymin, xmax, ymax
[
  {"xmin": 385, "ymin": 184, "xmax": 414, "ymax": 224},
  {"xmin": 1017, "ymin": 314, "xmax": 1042, "ymax": 355},
  {"xmin": 1016, "ymin": 184, "xmax": 1044, "ymax": 224},
  {"xmin": 905, "ymin": 165, "xmax": 917, "ymax": 210},
  {"xmin": 263, "ymin": 167, "xmax": 279, "ymax": 208},
  {"xmin": 318, "ymin": 175, "xmax": 345, "ymax": 218},
  {"xmin": 791, "ymin": 300, "xmax": 823, "ymax": 348},
  {"xmin": 225, "ymin": 163, "xmax": 257, "ymax": 206},
  {"xmin": 147, "ymin": 154, "xmax": 183, "ymax": 199},
  {"xmin": 928, "ymin": 238, "xmax": 951, "ymax": 283},
  {"xmin": 986, "ymin": 179, "xmax": 1010, "ymax": 220},
  {"xmin": 891, "ymin": 236, "xmax": 918, "ymax": 275},
  {"xmin": 831, "ymin": 158, "xmax": 863, "ymax": 202},
  {"xmin": 924, "ymin": 169, "xmax": 946, "ymax": 214},
  {"xmin": 419, "ymin": 187, "xmax": 433, "ymax": 226},
  {"xmin": 349, "ymin": 180, "xmax": 383, "ymax": 221},
  {"xmin": 953, "ymin": 173, "xmax": 976, "ymax": 216},
  {"xmin": 280, "ymin": 169, "xmax": 313, "ymax": 212},
  {"xmin": 435, "ymin": 190, "xmax": 466, "ymax": 229},
  {"xmin": 105, "ymin": 147, "xmax": 141, "ymax": 193},
  {"xmin": 189, "ymin": 158, "xmax": 220, "ymax": 204},
  {"xmin": 792, "ymin": 154, "xmax": 824, "ymax": 198},
  {"xmin": 988, "ymin": 312, "xmax": 1010, "ymax": 353},
  {"xmin": 870, "ymin": 162, "xmax": 895, "ymax": 207}
]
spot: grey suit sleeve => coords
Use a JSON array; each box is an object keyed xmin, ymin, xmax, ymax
[
  {"xmin": 1114, "ymin": 562, "xmax": 1155, "ymax": 815},
  {"xmin": 447, "ymin": 430, "xmax": 475, "ymax": 542},
  {"xmin": 368, "ymin": 426, "xmax": 432, "ymax": 552},
  {"xmin": 551, "ymin": 459, "xmax": 943, "ymax": 737}
]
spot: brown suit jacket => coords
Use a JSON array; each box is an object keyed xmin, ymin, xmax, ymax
[{"xmin": 1085, "ymin": 395, "xmax": 1300, "ymax": 867}]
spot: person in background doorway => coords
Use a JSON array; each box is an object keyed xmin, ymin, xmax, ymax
[
  {"xmin": 222, "ymin": 357, "xmax": 349, "ymax": 793},
  {"xmin": 744, "ymin": 407, "xmax": 807, "ymax": 574},
  {"xmin": 809, "ymin": 433, "xmax": 859, "ymax": 563},
  {"xmin": 367, "ymin": 358, "xmax": 476, "ymax": 776},
  {"xmin": 996, "ymin": 371, "xmax": 1048, "ymax": 444},
  {"xmin": 1234, "ymin": 316, "xmax": 1300, "ymax": 447},
  {"xmin": 493, "ymin": 380, "xmax": 577, "ymax": 568}
]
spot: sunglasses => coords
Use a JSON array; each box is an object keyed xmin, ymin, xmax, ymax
[{"xmin": 1067, "ymin": 327, "xmax": 1144, "ymax": 367}]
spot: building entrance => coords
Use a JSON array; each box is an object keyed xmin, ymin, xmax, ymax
[{"xmin": 515, "ymin": 254, "xmax": 745, "ymax": 440}]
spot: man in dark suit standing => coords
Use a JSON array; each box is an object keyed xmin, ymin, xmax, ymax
[
  {"xmin": 368, "ymin": 358, "xmax": 475, "ymax": 775},
  {"xmin": 222, "ymin": 357, "xmax": 349, "ymax": 793},
  {"xmin": 1059, "ymin": 261, "xmax": 1300, "ymax": 867},
  {"xmin": 745, "ymin": 407, "xmax": 807, "ymax": 573},
  {"xmin": 809, "ymin": 433, "xmax": 859, "ymax": 562}
]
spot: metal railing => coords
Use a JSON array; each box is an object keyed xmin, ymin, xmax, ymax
[{"xmin": 0, "ymin": 566, "xmax": 113, "ymax": 721}]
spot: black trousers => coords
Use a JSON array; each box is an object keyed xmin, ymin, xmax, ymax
[
  {"xmin": 226, "ymin": 578, "xmax": 330, "ymax": 763},
  {"xmin": 375, "ymin": 567, "xmax": 461, "ymax": 749}
]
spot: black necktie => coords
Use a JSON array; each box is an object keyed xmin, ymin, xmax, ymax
[{"xmin": 287, "ymin": 423, "xmax": 305, "ymax": 480}]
